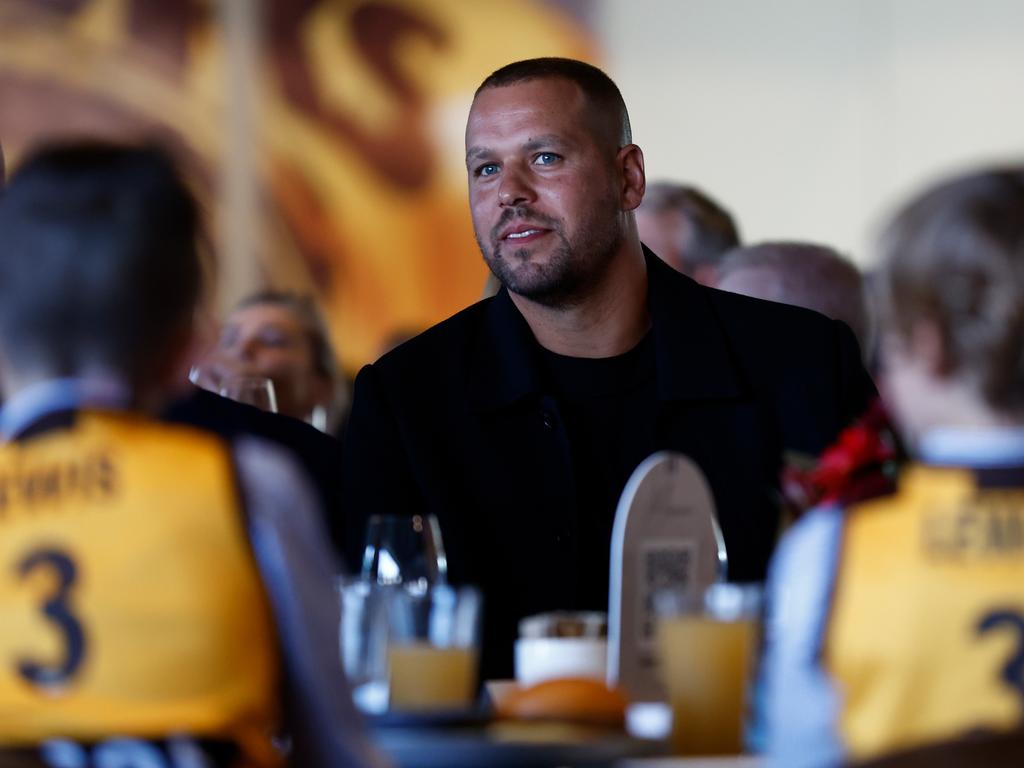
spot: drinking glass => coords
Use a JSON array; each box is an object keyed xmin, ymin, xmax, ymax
[
  {"xmin": 338, "ymin": 578, "xmax": 391, "ymax": 714},
  {"xmin": 306, "ymin": 404, "xmax": 329, "ymax": 433},
  {"xmin": 188, "ymin": 363, "xmax": 223, "ymax": 393},
  {"xmin": 361, "ymin": 514, "xmax": 447, "ymax": 595},
  {"xmin": 387, "ymin": 584, "xmax": 481, "ymax": 712},
  {"xmin": 218, "ymin": 375, "xmax": 278, "ymax": 413},
  {"xmin": 656, "ymin": 583, "xmax": 763, "ymax": 755}
]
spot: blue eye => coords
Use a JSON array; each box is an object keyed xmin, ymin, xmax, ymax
[
  {"xmin": 477, "ymin": 163, "xmax": 499, "ymax": 177},
  {"xmin": 534, "ymin": 153, "xmax": 560, "ymax": 166}
]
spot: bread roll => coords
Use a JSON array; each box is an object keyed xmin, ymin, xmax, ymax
[{"xmin": 495, "ymin": 677, "xmax": 628, "ymax": 727}]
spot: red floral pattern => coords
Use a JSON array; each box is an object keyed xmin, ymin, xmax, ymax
[{"xmin": 782, "ymin": 399, "xmax": 901, "ymax": 515}]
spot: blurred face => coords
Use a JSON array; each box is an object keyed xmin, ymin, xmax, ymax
[
  {"xmin": 216, "ymin": 302, "xmax": 327, "ymax": 420},
  {"xmin": 635, "ymin": 207, "xmax": 691, "ymax": 274},
  {"xmin": 466, "ymin": 78, "xmax": 626, "ymax": 307}
]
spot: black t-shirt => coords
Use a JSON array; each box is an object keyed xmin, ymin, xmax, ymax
[{"xmin": 537, "ymin": 331, "xmax": 659, "ymax": 611}]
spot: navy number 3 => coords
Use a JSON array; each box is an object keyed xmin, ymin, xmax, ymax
[
  {"xmin": 977, "ymin": 609, "xmax": 1024, "ymax": 707},
  {"xmin": 16, "ymin": 548, "xmax": 86, "ymax": 688}
]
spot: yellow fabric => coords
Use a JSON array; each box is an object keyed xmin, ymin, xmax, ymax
[
  {"xmin": 0, "ymin": 412, "xmax": 280, "ymax": 767},
  {"xmin": 827, "ymin": 463, "xmax": 1024, "ymax": 761}
]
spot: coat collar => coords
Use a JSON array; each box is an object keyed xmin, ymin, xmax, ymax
[{"xmin": 468, "ymin": 246, "xmax": 745, "ymax": 411}]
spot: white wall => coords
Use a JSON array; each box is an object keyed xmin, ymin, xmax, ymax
[{"xmin": 598, "ymin": 0, "xmax": 1024, "ymax": 265}]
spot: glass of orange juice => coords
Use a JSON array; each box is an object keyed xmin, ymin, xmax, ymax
[
  {"xmin": 387, "ymin": 584, "xmax": 482, "ymax": 712},
  {"xmin": 656, "ymin": 583, "xmax": 763, "ymax": 756}
]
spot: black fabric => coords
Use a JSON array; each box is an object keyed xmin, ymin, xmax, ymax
[
  {"xmin": 537, "ymin": 332, "xmax": 659, "ymax": 613},
  {"xmin": 10, "ymin": 409, "xmax": 77, "ymax": 442},
  {"xmin": 341, "ymin": 249, "xmax": 877, "ymax": 680},
  {"xmin": 850, "ymin": 727, "xmax": 1024, "ymax": 767},
  {"xmin": 975, "ymin": 465, "xmax": 1024, "ymax": 489},
  {"xmin": 162, "ymin": 386, "xmax": 347, "ymax": 563},
  {"xmin": 0, "ymin": 738, "xmax": 240, "ymax": 768}
]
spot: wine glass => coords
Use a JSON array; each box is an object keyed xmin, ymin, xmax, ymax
[
  {"xmin": 361, "ymin": 514, "xmax": 447, "ymax": 595},
  {"xmin": 218, "ymin": 375, "xmax": 279, "ymax": 413},
  {"xmin": 188, "ymin": 363, "xmax": 223, "ymax": 393},
  {"xmin": 306, "ymin": 404, "xmax": 329, "ymax": 433}
]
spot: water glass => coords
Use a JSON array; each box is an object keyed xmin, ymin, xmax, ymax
[
  {"xmin": 338, "ymin": 578, "xmax": 391, "ymax": 714},
  {"xmin": 218, "ymin": 375, "xmax": 278, "ymax": 413}
]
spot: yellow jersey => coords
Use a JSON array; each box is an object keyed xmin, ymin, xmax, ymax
[
  {"xmin": 0, "ymin": 411, "xmax": 280, "ymax": 767},
  {"xmin": 827, "ymin": 463, "xmax": 1024, "ymax": 760},
  {"xmin": 763, "ymin": 456, "xmax": 1024, "ymax": 767}
]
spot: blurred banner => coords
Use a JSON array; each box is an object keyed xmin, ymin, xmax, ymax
[{"xmin": 0, "ymin": 0, "xmax": 596, "ymax": 371}]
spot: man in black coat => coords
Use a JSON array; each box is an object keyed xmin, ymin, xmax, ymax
[{"xmin": 341, "ymin": 58, "xmax": 875, "ymax": 680}]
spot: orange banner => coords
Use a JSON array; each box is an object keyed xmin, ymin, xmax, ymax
[{"xmin": 0, "ymin": 0, "xmax": 596, "ymax": 371}]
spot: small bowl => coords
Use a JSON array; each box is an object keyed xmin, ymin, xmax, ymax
[{"xmin": 514, "ymin": 636, "xmax": 608, "ymax": 686}]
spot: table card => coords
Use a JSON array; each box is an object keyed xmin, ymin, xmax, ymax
[{"xmin": 608, "ymin": 452, "xmax": 726, "ymax": 701}]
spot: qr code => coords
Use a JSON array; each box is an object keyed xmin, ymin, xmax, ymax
[{"xmin": 638, "ymin": 541, "xmax": 696, "ymax": 643}]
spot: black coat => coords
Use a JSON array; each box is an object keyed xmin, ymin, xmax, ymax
[
  {"xmin": 341, "ymin": 252, "xmax": 876, "ymax": 679},
  {"xmin": 163, "ymin": 386, "xmax": 347, "ymax": 561}
]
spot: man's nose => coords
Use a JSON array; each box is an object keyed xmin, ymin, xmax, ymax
[
  {"xmin": 498, "ymin": 165, "xmax": 535, "ymax": 207},
  {"xmin": 234, "ymin": 336, "xmax": 258, "ymax": 362}
]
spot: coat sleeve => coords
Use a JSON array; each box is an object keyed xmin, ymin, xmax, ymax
[
  {"xmin": 832, "ymin": 318, "xmax": 878, "ymax": 430},
  {"xmin": 339, "ymin": 363, "xmax": 426, "ymax": 574}
]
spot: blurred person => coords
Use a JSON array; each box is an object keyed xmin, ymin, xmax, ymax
[
  {"xmin": 342, "ymin": 57, "xmax": 875, "ymax": 680},
  {"xmin": 635, "ymin": 181, "xmax": 740, "ymax": 284},
  {"xmin": 206, "ymin": 290, "xmax": 348, "ymax": 433},
  {"xmin": 0, "ymin": 143, "xmax": 382, "ymax": 768},
  {"xmin": 164, "ymin": 296, "xmax": 348, "ymax": 555},
  {"xmin": 715, "ymin": 241, "xmax": 873, "ymax": 361},
  {"xmin": 761, "ymin": 168, "xmax": 1024, "ymax": 766}
]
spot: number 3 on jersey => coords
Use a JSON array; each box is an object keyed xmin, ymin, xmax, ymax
[
  {"xmin": 13, "ymin": 548, "xmax": 87, "ymax": 689},
  {"xmin": 977, "ymin": 609, "xmax": 1024, "ymax": 708}
]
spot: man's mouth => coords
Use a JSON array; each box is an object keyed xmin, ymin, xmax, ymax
[{"xmin": 499, "ymin": 225, "xmax": 551, "ymax": 245}]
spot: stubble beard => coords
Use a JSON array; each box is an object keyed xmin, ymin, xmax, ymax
[{"xmin": 477, "ymin": 200, "xmax": 623, "ymax": 309}]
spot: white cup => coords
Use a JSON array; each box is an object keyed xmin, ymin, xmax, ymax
[{"xmin": 513, "ymin": 636, "xmax": 608, "ymax": 686}]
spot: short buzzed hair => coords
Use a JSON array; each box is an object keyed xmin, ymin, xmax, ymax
[
  {"xmin": 0, "ymin": 143, "xmax": 201, "ymax": 385},
  {"xmin": 476, "ymin": 57, "xmax": 632, "ymax": 147},
  {"xmin": 716, "ymin": 242, "xmax": 871, "ymax": 357},
  {"xmin": 878, "ymin": 168, "xmax": 1024, "ymax": 411}
]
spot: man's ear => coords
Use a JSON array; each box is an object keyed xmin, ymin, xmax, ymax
[{"xmin": 617, "ymin": 144, "xmax": 645, "ymax": 212}]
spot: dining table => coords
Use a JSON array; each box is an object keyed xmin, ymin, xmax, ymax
[
  {"xmin": 369, "ymin": 713, "xmax": 762, "ymax": 768},
  {"xmin": 620, "ymin": 758, "xmax": 763, "ymax": 768},
  {"xmin": 370, "ymin": 716, "xmax": 663, "ymax": 767}
]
